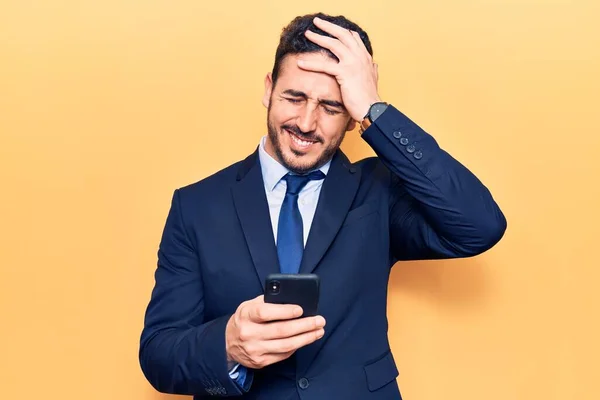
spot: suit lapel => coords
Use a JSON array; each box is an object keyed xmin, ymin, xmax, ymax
[
  {"xmin": 298, "ymin": 150, "xmax": 361, "ymax": 275},
  {"xmin": 231, "ymin": 149, "xmax": 280, "ymax": 290},
  {"xmin": 231, "ymin": 147, "xmax": 361, "ymax": 290}
]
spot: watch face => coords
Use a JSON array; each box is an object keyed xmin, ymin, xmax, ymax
[{"xmin": 370, "ymin": 103, "xmax": 388, "ymax": 122}]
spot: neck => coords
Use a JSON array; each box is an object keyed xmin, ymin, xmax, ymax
[{"xmin": 264, "ymin": 135, "xmax": 279, "ymax": 162}]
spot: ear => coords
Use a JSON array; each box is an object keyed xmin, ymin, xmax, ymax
[
  {"xmin": 346, "ymin": 119, "xmax": 357, "ymax": 132},
  {"xmin": 262, "ymin": 73, "xmax": 274, "ymax": 108}
]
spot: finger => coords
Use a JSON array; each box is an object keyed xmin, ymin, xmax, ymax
[
  {"xmin": 350, "ymin": 30, "xmax": 361, "ymax": 47},
  {"xmin": 247, "ymin": 302, "xmax": 303, "ymax": 323},
  {"xmin": 305, "ymin": 30, "xmax": 349, "ymax": 60},
  {"xmin": 312, "ymin": 16, "xmax": 358, "ymax": 49},
  {"xmin": 262, "ymin": 315, "xmax": 326, "ymax": 340},
  {"xmin": 297, "ymin": 58, "xmax": 340, "ymax": 76},
  {"xmin": 351, "ymin": 31, "xmax": 371, "ymax": 59},
  {"xmin": 261, "ymin": 328, "xmax": 325, "ymax": 354}
]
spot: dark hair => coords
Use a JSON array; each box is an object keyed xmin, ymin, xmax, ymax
[{"xmin": 271, "ymin": 12, "xmax": 373, "ymax": 85}]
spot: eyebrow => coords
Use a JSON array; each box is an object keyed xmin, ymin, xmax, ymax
[{"xmin": 282, "ymin": 89, "xmax": 345, "ymax": 110}]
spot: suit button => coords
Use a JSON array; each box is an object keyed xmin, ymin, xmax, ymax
[
  {"xmin": 414, "ymin": 150, "xmax": 423, "ymax": 159},
  {"xmin": 400, "ymin": 137, "xmax": 409, "ymax": 145},
  {"xmin": 407, "ymin": 144, "xmax": 416, "ymax": 153},
  {"xmin": 393, "ymin": 130, "xmax": 402, "ymax": 138},
  {"xmin": 298, "ymin": 377, "xmax": 310, "ymax": 389}
]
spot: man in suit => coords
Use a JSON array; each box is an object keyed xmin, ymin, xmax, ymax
[{"xmin": 139, "ymin": 12, "xmax": 507, "ymax": 399}]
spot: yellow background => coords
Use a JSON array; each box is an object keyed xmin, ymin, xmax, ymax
[{"xmin": 1, "ymin": 0, "xmax": 599, "ymax": 399}]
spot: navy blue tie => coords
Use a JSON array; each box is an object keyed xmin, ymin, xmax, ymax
[{"xmin": 277, "ymin": 171, "xmax": 325, "ymax": 274}]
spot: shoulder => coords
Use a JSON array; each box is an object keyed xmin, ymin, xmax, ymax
[{"xmin": 174, "ymin": 156, "xmax": 249, "ymax": 206}]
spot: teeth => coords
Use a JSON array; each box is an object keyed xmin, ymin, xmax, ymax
[{"xmin": 290, "ymin": 132, "xmax": 312, "ymax": 147}]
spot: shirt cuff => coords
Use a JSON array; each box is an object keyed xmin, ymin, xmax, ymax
[{"xmin": 228, "ymin": 363, "xmax": 252, "ymax": 392}]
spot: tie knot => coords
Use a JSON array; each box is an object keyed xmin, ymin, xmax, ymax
[{"xmin": 283, "ymin": 171, "xmax": 325, "ymax": 195}]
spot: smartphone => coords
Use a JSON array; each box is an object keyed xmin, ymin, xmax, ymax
[{"xmin": 264, "ymin": 273, "xmax": 320, "ymax": 317}]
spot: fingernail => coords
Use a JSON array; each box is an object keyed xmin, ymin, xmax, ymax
[
  {"xmin": 315, "ymin": 316, "xmax": 326, "ymax": 327},
  {"xmin": 294, "ymin": 306, "xmax": 303, "ymax": 316}
]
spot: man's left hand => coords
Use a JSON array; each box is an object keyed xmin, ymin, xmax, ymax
[{"xmin": 298, "ymin": 16, "xmax": 381, "ymax": 122}]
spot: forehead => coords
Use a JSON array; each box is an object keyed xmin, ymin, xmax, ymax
[{"xmin": 275, "ymin": 53, "xmax": 342, "ymax": 100}]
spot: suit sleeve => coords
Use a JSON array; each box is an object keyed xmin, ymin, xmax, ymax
[
  {"xmin": 139, "ymin": 189, "xmax": 252, "ymax": 396},
  {"xmin": 361, "ymin": 105, "xmax": 507, "ymax": 262}
]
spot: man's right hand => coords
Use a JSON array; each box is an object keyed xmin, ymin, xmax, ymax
[{"xmin": 225, "ymin": 294, "xmax": 326, "ymax": 369}]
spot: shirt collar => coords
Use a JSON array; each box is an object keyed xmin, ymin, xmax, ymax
[{"xmin": 258, "ymin": 135, "xmax": 331, "ymax": 192}]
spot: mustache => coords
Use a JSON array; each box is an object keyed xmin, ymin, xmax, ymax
[{"xmin": 282, "ymin": 124, "xmax": 322, "ymax": 143}]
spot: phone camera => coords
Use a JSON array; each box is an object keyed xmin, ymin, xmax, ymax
[{"xmin": 269, "ymin": 280, "xmax": 280, "ymax": 295}]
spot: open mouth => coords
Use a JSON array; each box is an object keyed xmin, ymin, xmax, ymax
[{"xmin": 286, "ymin": 129, "xmax": 318, "ymax": 150}]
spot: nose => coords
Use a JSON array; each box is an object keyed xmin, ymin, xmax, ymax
[{"xmin": 296, "ymin": 103, "xmax": 318, "ymax": 134}]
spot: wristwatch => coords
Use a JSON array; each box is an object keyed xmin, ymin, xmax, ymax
[{"xmin": 359, "ymin": 102, "xmax": 388, "ymax": 134}]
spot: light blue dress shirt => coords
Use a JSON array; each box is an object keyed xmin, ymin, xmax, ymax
[
  {"xmin": 258, "ymin": 135, "xmax": 330, "ymax": 246},
  {"xmin": 229, "ymin": 135, "xmax": 330, "ymax": 389}
]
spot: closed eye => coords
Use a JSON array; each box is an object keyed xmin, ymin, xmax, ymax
[{"xmin": 322, "ymin": 106, "xmax": 341, "ymax": 115}]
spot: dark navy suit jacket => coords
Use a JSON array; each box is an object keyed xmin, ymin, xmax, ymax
[{"xmin": 139, "ymin": 105, "xmax": 507, "ymax": 399}]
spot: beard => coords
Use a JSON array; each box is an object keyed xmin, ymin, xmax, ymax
[{"xmin": 266, "ymin": 110, "xmax": 347, "ymax": 175}]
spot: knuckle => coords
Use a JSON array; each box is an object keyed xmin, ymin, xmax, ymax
[
  {"xmin": 307, "ymin": 330, "xmax": 319, "ymax": 343},
  {"xmin": 234, "ymin": 310, "xmax": 243, "ymax": 325},
  {"xmin": 255, "ymin": 307, "xmax": 266, "ymax": 321},
  {"xmin": 244, "ymin": 342, "xmax": 257, "ymax": 356},
  {"xmin": 274, "ymin": 323, "xmax": 288, "ymax": 338},
  {"xmin": 308, "ymin": 318, "xmax": 319, "ymax": 331},
  {"xmin": 239, "ymin": 298, "xmax": 251, "ymax": 309},
  {"xmin": 237, "ymin": 304, "xmax": 249, "ymax": 320},
  {"xmin": 238, "ymin": 326, "xmax": 252, "ymax": 341},
  {"xmin": 310, "ymin": 317, "xmax": 319, "ymax": 329},
  {"xmin": 281, "ymin": 341, "xmax": 296, "ymax": 353}
]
